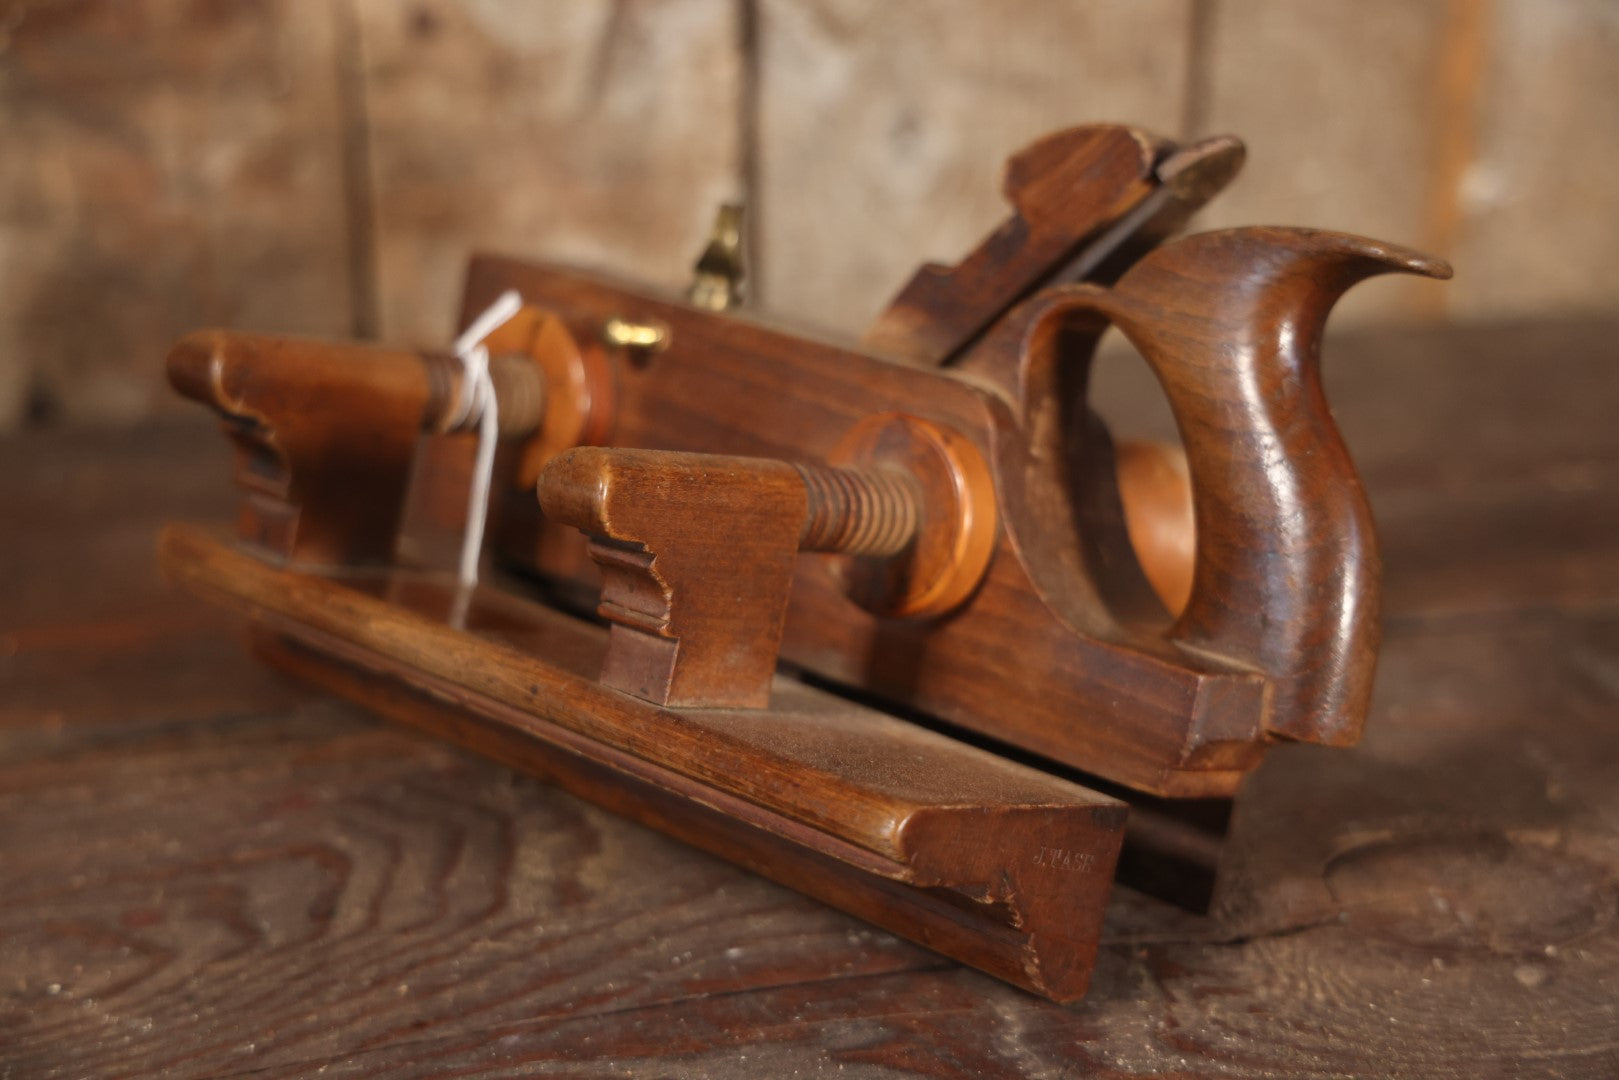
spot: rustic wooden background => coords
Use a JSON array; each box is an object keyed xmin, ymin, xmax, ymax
[{"xmin": 1, "ymin": 0, "xmax": 1616, "ymax": 430}]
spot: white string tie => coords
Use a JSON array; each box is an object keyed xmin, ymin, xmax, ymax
[{"xmin": 450, "ymin": 289, "xmax": 523, "ymax": 605}]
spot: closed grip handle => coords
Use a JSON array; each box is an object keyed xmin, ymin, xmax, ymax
[{"xmin": 1062, "ymin": 228, "xmax": 1450, "ymax": 745}]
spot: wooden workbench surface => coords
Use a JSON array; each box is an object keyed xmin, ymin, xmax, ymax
[{"xmin": 3, "ymin": 317, "xmax": 1617, "ymax": 1078}]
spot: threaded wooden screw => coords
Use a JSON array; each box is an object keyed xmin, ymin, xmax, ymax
[
  {"xmin": 793, "ymin": 463, "xmax": 921, "ymax": 558},
  {"xmin": 424, "ymin": 352, "xmax": 548, "ymax": 437}
]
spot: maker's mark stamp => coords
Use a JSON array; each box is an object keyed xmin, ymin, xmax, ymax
[{"xmin": 1032, "ymin": 846, "xmax": 1096, "ymax": 872}]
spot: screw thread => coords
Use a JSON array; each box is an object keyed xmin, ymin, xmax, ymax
[
  {"xmin": 423, "ymin": 352, "xmax": 546, "ymax": 437},
  {"xmin": 795, "ymin": 463, "xmax": 920, "ymax": 558}
]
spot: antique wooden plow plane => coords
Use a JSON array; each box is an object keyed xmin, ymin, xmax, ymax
[{"xmin": 160, "ymin": 124, "xmax": 1450, "ymax": 1001}]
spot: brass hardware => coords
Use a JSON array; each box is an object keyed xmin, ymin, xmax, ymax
[
  {"xmin": 687, "ymin": 202, "xmax": 746, "ymax": 311},
  {"xmin": 602, "ymin": 316, "xmax": 669, "ymax": 352}
]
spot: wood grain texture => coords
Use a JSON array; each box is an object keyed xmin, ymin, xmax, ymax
[
  {"xmin": 858, "ymin": 126, "xmax": 1245, "ymax": 367},
  {"xmin": 354, "ymin": 0, "xmax": 743, "ymax": 347},
  {"xmin": 4, "ymin": 317, "xmax": 1619, "ymax": 1073},
  {"xmin": 165, "ymin": 331, "xmax": 441, "ymax": 565},
  {"xmin": 465, "ymin": 256, "xmax": 1279, "ymax": 797},
  {"xmin": 5, "ymin": 609, "xmax": 1617, "ymax": 1077},
  {"xmin": 1092, "ymin": 315, "xmax": 1619, "ymax": 621},
  {"xmin": 0, "ymin": 0, "xmax": 355, "ymax": 428},
  {"xmin": 536, "ymin": 433, "xmax": 992, "ymax": 706},
  {"xmin": 3, "ymin": 0, "xmax": 1616, "ymax": 438},
  {"xmin": 751, "ymin": 0, "xmax": 1194, "ymax": 334},
  {"xmin": 164, "ymin": 545, "xmax": 1124, "ymax": 1003},
  {"xmin": 537, "ymin": 447, "xmax": 811, "ymax": 709},
  {"xmin": 3, "ymin": 0, "xmax": 1618, "ymax": 438},
  {"xmin": 998, "ymin": 229, "xmax": 1447, "ymax": 746},
  {"xmin": 1192, "ymin": 0, "xmax": 1452, "ymax": 326}
]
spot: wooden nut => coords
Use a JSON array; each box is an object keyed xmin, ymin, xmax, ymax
[
  {"xmin": 480, "ymin": 306, "xmax": 616, "ymax": 489},
  {"xmin": 828, "ymin": 413, "xmax": 998, "ymax": 618}
]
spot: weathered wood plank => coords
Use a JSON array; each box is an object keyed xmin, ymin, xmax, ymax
[
  {"xmin": 0, "ymin": 0, "xmax": 356, "ymax": 429},
  {"xmin": 0, "ymin": 419, "xmax": 229, "ymax": 630},
  {"xmin": 0, "ymin": 687, "xmax": 939, "ymax": 1077},
  {"xmin": 0, "ymin": 419, "xmax": 309, "ymax": 755},
  {"xmin": 1448, "ymin": 0, "xmax": 1619, "ymax": 321},
  {"xmin": 1193, "ymin": 0, "xmax": 1453, "ymax": 325},
  {"xmin": 752, "ymin": 0, "xmax": 1195, "ymax": 335},
  {"xmin": 4, "ymin": 310, "xmax": 1618, "ymax": 1072},
  {"xmin": 2, "ymin": 601, "xmax": 1614, "ymax": 1078},
  {"xmin": 355, "ymin": 0, "xmax": 743, "ymax": 347}
]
